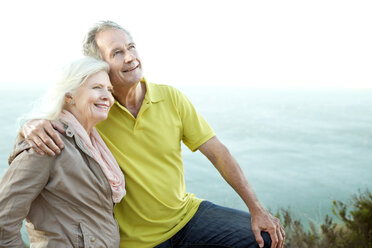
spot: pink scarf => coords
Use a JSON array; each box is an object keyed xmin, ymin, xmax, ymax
[{"xmin": 59, "ymin": 110, "xmax": 126, "ymax": 203}]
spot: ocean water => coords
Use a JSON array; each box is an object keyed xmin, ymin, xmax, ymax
[{"xmin": 1, "ymin": 86, "xmax": 372, "ymax": 242}]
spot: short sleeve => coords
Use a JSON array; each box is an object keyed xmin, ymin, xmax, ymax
[{"xmin": 172, "ymin": 88, "xmax": 215, "ymax": 152}]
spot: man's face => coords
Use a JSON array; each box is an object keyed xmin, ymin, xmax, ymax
[{"xmin": 95, "ymin": 28, "xmax": 143, "ymax": 89}]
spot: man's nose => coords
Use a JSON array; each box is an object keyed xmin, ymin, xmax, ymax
[{"xmin": 124, "ymin": 53, "xmax": 135, "ymax": 63}]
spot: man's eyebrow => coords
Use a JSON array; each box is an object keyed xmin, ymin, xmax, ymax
[
  {"xmin": 110, "ymin": 43, "xmax": 135, "ymax": 52},
  {"xmin": 111, "ymin": 46, "xmax": 122, "ymax": 51}
]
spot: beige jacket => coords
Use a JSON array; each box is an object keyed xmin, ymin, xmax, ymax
[{"xmin": 0, "ymin": 123, "xmax": 120, "ymax": 248}]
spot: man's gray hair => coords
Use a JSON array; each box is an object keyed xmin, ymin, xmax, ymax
[{"xmin": 82, "ymin": 20, "xmax": 132, "ymax": 60}]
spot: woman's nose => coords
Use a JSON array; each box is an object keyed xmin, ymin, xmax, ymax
[
  {"xmin": 101, "ymin": 89, "xmax": 114, "ymax": 104},
  {"xmin": 101, "ymin": 89, "xmax": 112, "ymax": 99}
]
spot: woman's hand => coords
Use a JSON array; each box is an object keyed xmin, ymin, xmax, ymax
[{"xmin": 21, "ymin": 119, "xmax": 65, "ymax": 156}]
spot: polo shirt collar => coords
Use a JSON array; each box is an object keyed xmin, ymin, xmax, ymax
[
  {"xmin": 113, "ymin": 78, "xmax": 163, "ymax": 113},
  {"xmin": 142, "ymin": 78, "xmax": 163, "ymax": 103}
]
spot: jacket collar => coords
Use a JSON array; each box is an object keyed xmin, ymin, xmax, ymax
[{"xmin": 59, "ymin": 120, "xmax": 95, "ymax": 160}]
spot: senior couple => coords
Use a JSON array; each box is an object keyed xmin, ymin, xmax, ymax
[{"xmin": 0, "ymin": 21, "xmax": 284, "ymax": 248}]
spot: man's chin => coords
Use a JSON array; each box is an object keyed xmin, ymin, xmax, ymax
[
  {"xmin": 123, "ymin": 69, "xmax": 142, "ymax": 81},
  {"xmin": 128, "ymin": 73, "xmax": 144, "ymax": 84}
]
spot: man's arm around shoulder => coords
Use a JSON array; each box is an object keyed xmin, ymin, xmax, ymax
[{"xmin": 20, "ymin": 119, "xmax": 65, "ymax": 156}]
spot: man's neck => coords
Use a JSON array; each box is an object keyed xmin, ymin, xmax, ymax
[{"xmin": 113, "ymin": 81, "xmax": 146, "ymax": 118}]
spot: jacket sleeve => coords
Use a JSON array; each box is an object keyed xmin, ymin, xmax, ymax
[{"xmin": 0, "ymin": 148, "xmax": 52, "ymax": 248}]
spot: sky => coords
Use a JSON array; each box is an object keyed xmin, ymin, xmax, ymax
[{"xmin": 0, "ymin": 0, "xmax": 371, "ymax": 89}]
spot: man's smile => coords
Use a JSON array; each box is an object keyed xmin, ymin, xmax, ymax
[{"xmin": 122, "ymin": 64, "xmax": 139, "ymax": 73}]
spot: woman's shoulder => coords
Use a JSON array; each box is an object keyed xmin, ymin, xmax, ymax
[
  {"xmin": 7, "ymin": 140, "xmax": 56, "ymax": 171},
  {"xmin": 8, "ymin": 129, "xmax": 70, "ymax": 166}
]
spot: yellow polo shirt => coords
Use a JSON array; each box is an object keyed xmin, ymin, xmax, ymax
[{"xmin": 96, "ymin": 80, "xmax": 215, "ymax": 248}]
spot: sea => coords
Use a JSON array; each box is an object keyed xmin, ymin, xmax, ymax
[{"xmin": 1, "ymin": 85, "xmax": 372, "ymax": 244}]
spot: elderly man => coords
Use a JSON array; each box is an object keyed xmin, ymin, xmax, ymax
[{"xmin": 22, "ymin": 21, "xmax": 284, "ymax": 248}]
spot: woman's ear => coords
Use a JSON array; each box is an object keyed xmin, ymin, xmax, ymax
[{"xmin": 64, "ymin": 92, "xmax": 74, "ymax": 105}]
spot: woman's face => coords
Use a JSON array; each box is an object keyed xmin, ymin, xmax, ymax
[{"xmin": 69, "ymin": 70, "xmax": 114, "ymax": 130}]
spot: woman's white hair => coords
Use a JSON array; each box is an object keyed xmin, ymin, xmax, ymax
[{"xmin": 22, "ymin": 56, "xmax": 109, "ymax": 122}]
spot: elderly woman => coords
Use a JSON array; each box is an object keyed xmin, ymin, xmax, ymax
[{"xmin": 0, "ymin": 57, "xmax": 125, "ymax": 247}]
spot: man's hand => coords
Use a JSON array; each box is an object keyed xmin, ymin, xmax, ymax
[
  {"xmin": 199, "ymin": 136, "xmax": 285, "ymax": 248},
  {"xmin": 21, "ymin": 119, "xmax": 65, "ymax": 156},
  {"xmin": 251, "ymin": 209, "xmax": 285, "ymax": 248}
]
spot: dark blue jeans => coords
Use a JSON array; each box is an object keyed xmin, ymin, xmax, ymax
[{"xmin": 155, "ymin": 201, "xmax": 271, "ymax": 248}]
